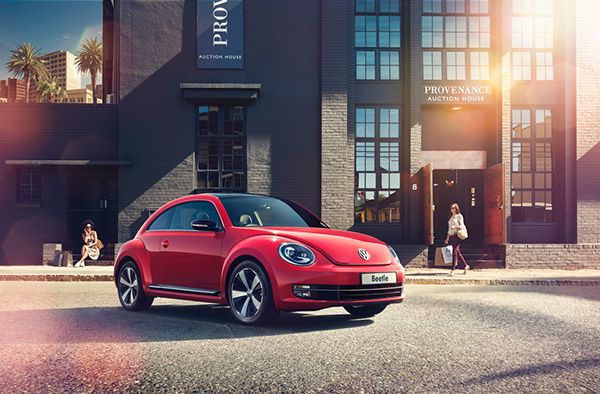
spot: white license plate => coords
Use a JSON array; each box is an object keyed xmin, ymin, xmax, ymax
[{"xmin": 360, "ymin": 272, "xmax": 397, "ymax": 285}]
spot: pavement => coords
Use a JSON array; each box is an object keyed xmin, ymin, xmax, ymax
[
  {"xmin": 1, "ymin": 265, "xmax": 600, "ymax": 286},
  {"xmin": 0, "ymin": 281, "xmax": 598, "ymax": 393}
]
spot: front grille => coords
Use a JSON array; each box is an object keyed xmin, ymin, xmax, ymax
[{"xmin": 293, "ymin": 283, "xmax": 404, "ymax": 301}]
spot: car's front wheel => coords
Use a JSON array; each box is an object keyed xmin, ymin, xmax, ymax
[
  {"xmin": 227, "ymin": 260, "xmax": 279, "ymax": 325},
  {"xmin": 343, "ymin": 303, "xmax": 388, "ymax": 318},
  {"xmin": 117, "ymin": 261, "xmax": 154, "ymax": 311}
]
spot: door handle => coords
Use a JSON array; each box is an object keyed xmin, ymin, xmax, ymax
[{"xmin": 161, "ymin": 240, "xmax": 170, "ymax": 248}]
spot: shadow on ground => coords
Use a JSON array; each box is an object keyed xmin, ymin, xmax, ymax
[{"xmin": 0, "ymin": 304, "xmax": 373, "ymax": 344}]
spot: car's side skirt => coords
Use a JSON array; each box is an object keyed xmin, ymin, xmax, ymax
[{"xmin": 148, "ymin": 284, "xmax": 220, "ymax": 296}]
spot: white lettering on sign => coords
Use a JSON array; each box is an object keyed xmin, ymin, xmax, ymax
[
  {"xmin": 423, "ymin": 85, "xmax": 493, "ymax": 104},
  {"xmin": 213, "ymin": 0, "xmax": 228, "ymax": 46}
]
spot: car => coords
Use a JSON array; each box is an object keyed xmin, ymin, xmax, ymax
[{"xmin": 114, "ymin": 193, "xmax": 405, "ymax": 324}]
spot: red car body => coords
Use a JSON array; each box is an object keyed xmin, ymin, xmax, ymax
[{"xmin": 114, "ymin": 193, "xmax": 405, "ymax": 322}]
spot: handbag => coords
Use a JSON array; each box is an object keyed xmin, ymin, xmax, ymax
[
  {"xmin": 457, "ymin": 226, "xmax": 469, "ymax": 240},
  {"xmin": 97, "ymin": 239, "xmax": 104, "ymax": 250},
  {"xmin": 441, "ymin": 245, "xmax": 453, "ymax": 264}
]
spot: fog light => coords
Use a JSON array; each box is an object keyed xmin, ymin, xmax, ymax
[{"xmin": 293, "ymin": 284, "xmax": 312, "ymax": 299}]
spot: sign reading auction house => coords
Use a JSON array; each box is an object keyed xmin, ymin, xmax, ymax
[
  {"xmin": 423, "ymin": 84, "xmax": 493, "ymax": 105},
  {"xmin": 197, "ymin": 0, "xmax": 244, "ymax": 69}
]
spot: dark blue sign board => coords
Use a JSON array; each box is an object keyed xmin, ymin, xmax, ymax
[{"xmin": 197, "ymin": 0, "xmax": 244, "ymax": 69}]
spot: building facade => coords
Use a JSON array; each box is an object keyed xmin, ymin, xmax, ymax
[
  {"xmin": 61, "ymin": 88, "xmax": 102, "ymax": 104},
  {"xmin": 1, "ymin": 0, "xmax": 600, "ymax": 267},
  {"xmin": 41, "ymin": 50, "xmax": 81, "ymax": 90}
]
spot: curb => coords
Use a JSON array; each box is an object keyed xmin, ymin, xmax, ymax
[
  {"xmin": 0, "ymin": 274, "xmax": 113, "ymax": 282},
  {"xmin": 1, "ymin": 274, "xmax": 599, "ymax": 286},
  {"xmin": 405, "ymin": 278, "xmax": 600, "ymax": 286}
]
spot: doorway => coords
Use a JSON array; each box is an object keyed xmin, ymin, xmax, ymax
[{"xmin": 433, "ymin": 169, "xmax": 484, "ymax": 245}]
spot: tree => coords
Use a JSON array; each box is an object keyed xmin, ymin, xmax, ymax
[
  {"xmin": 75, "ymin": 37, "xmax": 102, "ymax": 104},
  {"xmin": 6, "ymin": 43, "xmax": 48, "ymax": 103},
  {"xmin": 36, "ymin": 77, "xmax": 67, "ymax": 103}
]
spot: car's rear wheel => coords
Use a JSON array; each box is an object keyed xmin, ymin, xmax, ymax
[
  {"xmin": 227, "ymin": 260, "xmax": 279, "ymax": 325},
  {"xmin": 343, "ymin": 303, "xmax": 388, "ymax": 318},
  {"xmin": 117, "ymin": 261, "xmax": 154, "ymax": 311}
]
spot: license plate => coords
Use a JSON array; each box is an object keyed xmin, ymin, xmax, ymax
[{"xmin": 361, "ymin": 272, "xmax": 397, "ymax": 285}]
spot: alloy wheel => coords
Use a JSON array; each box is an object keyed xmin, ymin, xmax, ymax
[
  {"xmin": 231, "ymin": 268, "xmax": 263, "ymax": 319},
  {"xmin": 119, "ymin": 266, "xmax": 139, "ymax": 307}
]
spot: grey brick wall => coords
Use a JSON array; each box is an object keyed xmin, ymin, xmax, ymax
[
  {"xmin": 320, "ymin": 0, "xmax": 354, "ymax": 229},
  {"xmin": 576, "ymin": 1, "xmax": 600, "ymax": 243},
  {"xmin": 506, "ymin": 244, "xmax": 600, "ymax": 269}
]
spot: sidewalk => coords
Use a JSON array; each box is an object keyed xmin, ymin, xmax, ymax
[{"xmin": 0, "ymin": 265, "xmax": 599, "ymax": 286}]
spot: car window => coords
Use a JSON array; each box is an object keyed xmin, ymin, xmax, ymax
[
  {"xmin": 219, "ymin": 195, "xmax": 328, "ymax": 228},
  {"xmin": 169, "ymin": 201, "xmax": 221, "ymax": 230},
  {"xmin": 147, "ymin": 207, "xmax": 174, "ymax": 231}
]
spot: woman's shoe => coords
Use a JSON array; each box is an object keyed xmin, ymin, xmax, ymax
[
  {"xmin": 449, "ymin": 271, "xmax": 454, "ymax": 277},
  {"xmin": 464, "ymin": 265, "xmax": 470, "ymax": 275}
]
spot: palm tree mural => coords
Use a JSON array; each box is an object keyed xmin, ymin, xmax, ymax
[
  {"xmin": 6, "ymin": 43, "xmax": 48, "ymax": 103},
  {"xmin": 75, "ymin": 37, "xmax": 102, "ymax": 104},
  {"xmin": 36, "ymin": 77, "xmax": 67, "ymax": 103}
]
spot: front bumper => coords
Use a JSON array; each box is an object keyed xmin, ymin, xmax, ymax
[{"xmin": 269, "ymin": 258, "xmax": 406, "ymax": 311}]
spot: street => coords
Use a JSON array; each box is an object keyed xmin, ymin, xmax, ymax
[{"xmin": 0, "ymin": 282, "xmax": 599, "ymax": 393}]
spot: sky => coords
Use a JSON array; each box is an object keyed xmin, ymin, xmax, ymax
[{"xmin": 0, "ymin": 0, "xmax": 102, "ymax": 88}]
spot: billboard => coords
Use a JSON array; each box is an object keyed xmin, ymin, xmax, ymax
[{"xmin": 196, "ymin": 0, "xmax": 244, "ymax": 69}]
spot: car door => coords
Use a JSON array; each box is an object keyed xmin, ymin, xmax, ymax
[
  {"xmin": 158, "ymin": 201, "xmax": 225, "ymax": 291},
  {"xmin": 141, "ymin": 206, "xmax": 175, "ymax": 285}
]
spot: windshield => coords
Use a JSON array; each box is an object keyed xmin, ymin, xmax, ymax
[{"xmin": 219, "ymin": 195, "xmax": 328, "ymax": 228}]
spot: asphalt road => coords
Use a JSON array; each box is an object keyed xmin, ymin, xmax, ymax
[{"xmin": 0, "ymin": 282, "xmax": 599, "ymax": 393}]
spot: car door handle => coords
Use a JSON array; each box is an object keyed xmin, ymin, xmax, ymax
[{"xmin": 161, "ymin": 240, "xmax": 170, "ymax": 248}]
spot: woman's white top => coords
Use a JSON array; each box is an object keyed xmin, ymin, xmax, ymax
[{"xmin": 447, "ymin": 214, "xmax": 465, "ymax": 236}]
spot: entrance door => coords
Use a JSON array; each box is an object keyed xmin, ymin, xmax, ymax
[
  {"xmin": 422, "ymin": 163, "xmax": 434, "ymax": 245},
  {"xmin": 483, "ymin": 163, "xmax": 506, "ymax": 244},
  {"xmin": 433, "ymin": 169, "xmax": 484, "ymax": 245}
]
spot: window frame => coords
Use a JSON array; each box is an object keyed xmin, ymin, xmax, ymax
[
  {"xmin": 146, "ymin": 200, "xmax": 224, "ymax": 232},
  {"xmin": 17, "ymin": 167, "xmax": 42, "ymax": 204},
  {"xmin": 354, "ymin": 106, "xmax": 403, "ymax": 224},
  {"xmin": 195, "ymin": 105, "xmax": 247, "ymax": 192}
]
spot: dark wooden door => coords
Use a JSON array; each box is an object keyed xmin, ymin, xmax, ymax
[
  {"xmin": 484, "ymin": 163, "xmax": 506, "ymax": 244},
  {"xmin": 422, "ymin": 163, "xmax": 434, "ymax": 245}
]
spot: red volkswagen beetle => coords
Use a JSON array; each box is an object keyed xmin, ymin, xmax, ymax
[{"xmin": 114, "ymin": 193, "xmax": 405, "ymax": 324}]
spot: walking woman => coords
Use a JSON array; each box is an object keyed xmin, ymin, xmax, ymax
[
  {"xmin": 75, "ymin": 220, "xmax": 101, "ymax": 267},
  {"xmin": 444, "ymin": 203, "xmax": 470, "ymax": 276}
]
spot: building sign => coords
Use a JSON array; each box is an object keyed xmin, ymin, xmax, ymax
[
  {"xmin": 196, "ymin": 0, "xmax": 244, "ymax": 69},
  {"xmin": 423, "ymin": 84, "xmax": 493, "ymax": 105}
]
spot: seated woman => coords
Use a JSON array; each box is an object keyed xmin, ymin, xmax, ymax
[{"xmin": 74, "ymin": 220, "xmax": 101, "ymax": 267}]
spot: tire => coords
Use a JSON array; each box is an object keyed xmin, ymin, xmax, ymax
[
  {"xmin": 343, "ymin": 303, "xmax": 388, "ymax": 318},
  {"xmin": 117, "ymin": 260, "xmax": 154, "ymax": 311},
  {"xmin": 227, "ymin": 260, "xmax": 280, "ymax": 325}
]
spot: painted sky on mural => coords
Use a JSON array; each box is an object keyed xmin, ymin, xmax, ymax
[{"xmin": 0, "ymin": 0, "xmax": 102, "ymax": 87}]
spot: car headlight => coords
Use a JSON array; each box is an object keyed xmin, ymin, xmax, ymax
[
  {"xmin": 388, "ymin": 245, "xmax": 401, "ymax": 264},
  {"xmin": 278, "ymin": 243, "xmax": 316, "ymax": 266}
]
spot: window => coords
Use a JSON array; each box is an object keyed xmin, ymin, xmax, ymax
[
  {"xmin": 380, "ymin": 51, "xmax": 400, "ymax": 80},
  {"xmin": 169, "ymin": 201, "xmax": 222, "ymax": 230},
  {"xmin": 423, "ymin": 51, "xmax": 443, "ymax": 80},
  {"xmin": 355, "ymin": 1, "xmax": 401, "ymax": 81},
  {"xmin": 148, "ymin": 207, "xmax": 174, "ymax": 231},
  {"xmin": 445, "ymin": 16, "xmax": 467, "ymax": 48},
  {"xmin": 511, "ymin": 109, "xmax": 554, "ymax": 223},
  {"xmin": 511, "ymin": 0, "xmax": 554, "ymax": 81},
  {"xmin": 512, "ymin": 52, "xmax": 532, "ymax": 80},
  {"xmin": 536, "ymin": 51, "xmax": 553, "ymax": 80},
  {"xmin": 18, "ymin": 167, "xmax": 41, "ymax": 203},
  {"xmin": 355, "ymin": 107, "xmax": 402, "ymax": 224},
  {"xmin": 422, "ymin": 16, "xmax": 444, "ymax": 48},
  {"xmin": 423, "ymin": 0, "xmax": 442, "ymax": 13},
  {"xmin": 468, "ymin": 16, "xmax": 490, "ymax": 48},
  {"xmin": 446, "ymin": 0, "xmax": 465, "ymax": 13},
  {"xmin": 446, "ymin": 51, "xmax": 466, "ymax": 80},
  {"xmin": 357, "ymin": 51, "xmax": 376, "ymax": 80},
  {"xmin": 470, "ymin": 0, "xmax": 489, "ymax": 14},
  {"xmin": 470, "ymin": 51, "xmax": 489, "ymax": 80},
  {"xmin": 196, "ymin": 105, "xmax": 246, "ymax": 191}
]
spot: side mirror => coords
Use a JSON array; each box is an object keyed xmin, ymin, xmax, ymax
[{"xmin": 191, "ymin": 219, "xmax": 220, "ymax": 232}]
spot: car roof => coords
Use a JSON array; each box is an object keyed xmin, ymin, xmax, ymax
[{"xmin": 189, "ymin": 191, "xmax": 282, "ymax": 200}]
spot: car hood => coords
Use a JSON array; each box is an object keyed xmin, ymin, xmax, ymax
[{"xmin": 252, "ymin": 227, "xmax": 393, "ymax": 266}]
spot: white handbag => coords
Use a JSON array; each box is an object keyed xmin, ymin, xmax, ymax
[{"xmin": 458, "ymin": 226, "xmax": 469, "ymax": 240}]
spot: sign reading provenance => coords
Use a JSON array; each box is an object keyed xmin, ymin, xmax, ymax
[
  {"xmin": 197, "ymin": 0, "xmax": 244, "ymax": 69},
  {"xmin": 423, "ymin": 84, "xmax": 493, "ymax": 104}
]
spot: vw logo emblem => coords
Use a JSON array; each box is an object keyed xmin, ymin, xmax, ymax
[{"xmin": 358, "ymin": 248, "xmax": 370, "ymax": 261}]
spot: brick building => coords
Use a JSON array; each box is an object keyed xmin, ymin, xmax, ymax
[{"xmin": 1, "ymin": 0, "xmax": 599, "ymax": 267}]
